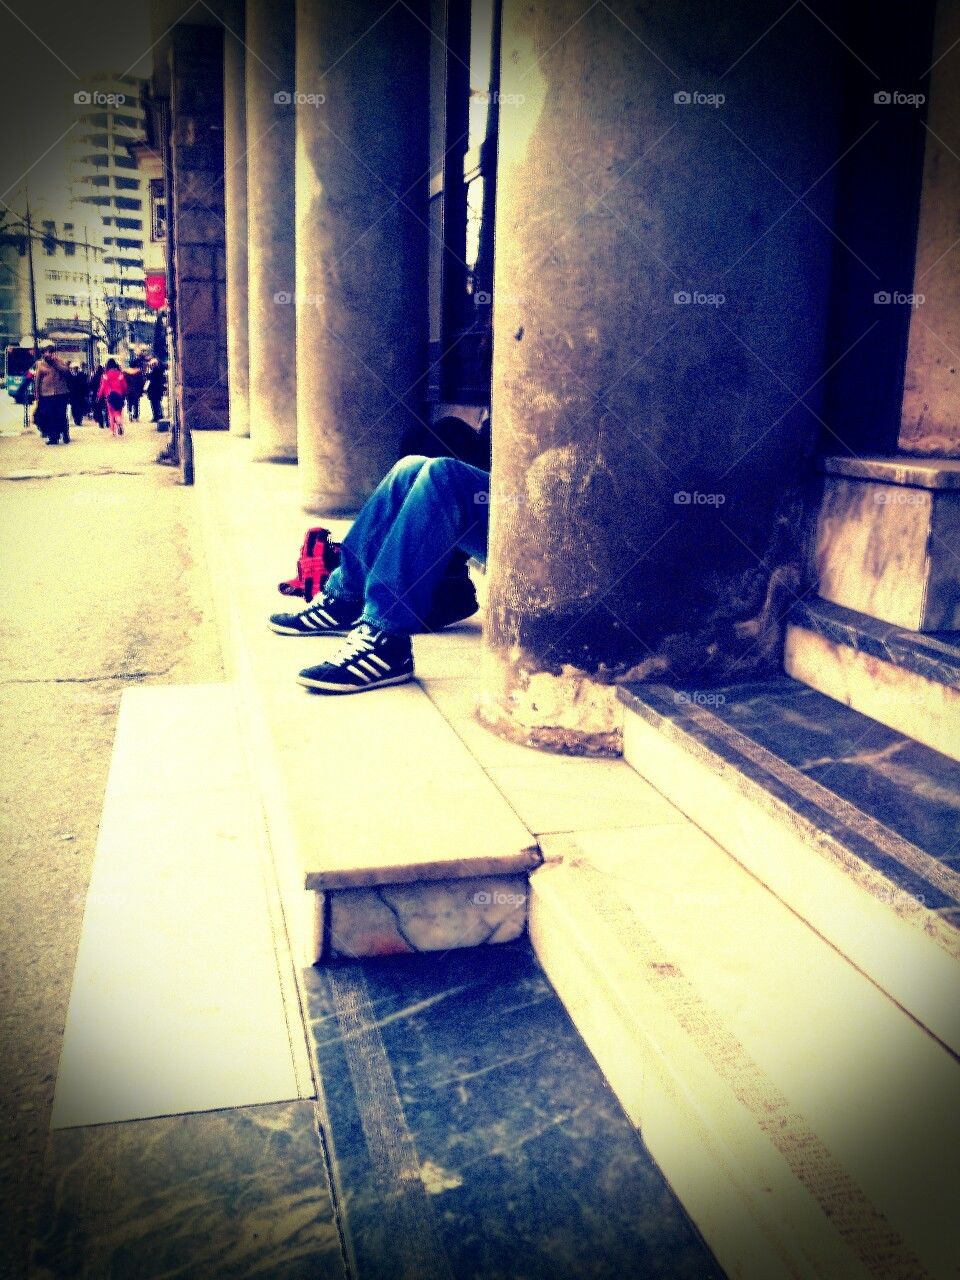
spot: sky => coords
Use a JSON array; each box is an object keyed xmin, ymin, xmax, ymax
[{"xmin": 0, "ymin": 0, "xmax": 154, "ymax": 218}]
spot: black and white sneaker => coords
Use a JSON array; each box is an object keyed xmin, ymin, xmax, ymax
[
  {"xmin": 269, "ymin": 591, "xmax": 360, "ymax": 637},
  {"xmin": 297, "ymin": 623, "xmax": 414, "ymax": 694}
]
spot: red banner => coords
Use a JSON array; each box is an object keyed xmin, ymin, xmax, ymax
[{"xmin": 145, "ymin": 273, "xmax": 167, "ymax": 310}]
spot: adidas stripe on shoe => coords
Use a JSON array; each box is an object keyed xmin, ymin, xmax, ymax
[
  {"xmin": 269, "ymin": 591, "xmax": 360, "ymax": 636},
  {"xmin": 297, "ymin": 622, "xmax": 414, "ymax": 694}
]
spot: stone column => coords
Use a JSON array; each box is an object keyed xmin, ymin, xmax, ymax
[
  {"xmin": 223, "ymin": 0, "xmax": 249, "ymax": 437},
  {"xmin": 900, "ymin": 0, "xmax": 960, "ymax": 457},
  {"xmin": 294, "ymin": 0, "xmax": 430, "ymax": 513},
  {"xmin": 479, "ymin": 0, "xmax": 846, "ymax": 754},
  {"xmin": 245, "ymin": 0, "xmax": 297, "ymax": 460}
]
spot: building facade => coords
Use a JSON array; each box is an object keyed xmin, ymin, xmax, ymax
[{"xmin": 151, "ymin": 0, "xmax": 958, "ymax": 754}]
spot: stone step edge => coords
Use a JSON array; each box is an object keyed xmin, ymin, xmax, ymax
[
  {"xmin": 529, "ymin": 856, "xmax": 917, "ymax": 1280},
  {"xmin": 617, "ymin": 685, "xmax": 960, "ymax": 1057},
  {"xmin": 784, "ymin": 620, "xmax": 960, "ymax": 766},
  {"xmin": 789, "ymin": 598, "xmax": 960, "ymax": 692},
  {"xmin": 822, "ymin": 454, "xmax": 960, "ymax": 491},
  {"xmin": 617, "ymin": 682, "xmax": 960, "ymax": 962}
]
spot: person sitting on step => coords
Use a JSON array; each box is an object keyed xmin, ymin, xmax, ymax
[{"xmin": 268, "ymin": 414, "xmax": 491, "ymax": 696}]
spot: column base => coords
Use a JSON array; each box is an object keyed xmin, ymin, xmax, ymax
[
  {"xmin": 302, "ymin": 490, "xmax": 366, "ymax": 518},
  {"xmin": 477, "ymin": 649, "xmax": 623, "ymax": 757},
  {"xmin": 249, "ymin": 451, "xmax": 298, "ymax": 465}
]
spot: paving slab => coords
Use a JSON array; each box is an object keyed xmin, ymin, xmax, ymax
[{"xmin": 52, "ymin": 684, "xmax": 307, "ymax": 1128}]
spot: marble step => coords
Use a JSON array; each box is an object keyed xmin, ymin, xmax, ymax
[
  {"xmin": 529, "ymin": 828, "xmax": 960, "ymax": 1280},
  {"xmin": 193, "ymin": 434, "xmax": 540, "ymax": 964},
  {"xmin": 813, "ymin": 454, "xmax": 960, "ymax": 631},
  {"xmin": 617, "ymin": 678, "xmax": 960, "ymax": 1055},
  {"xmin": 785, "ymin": 597, "xmax": 960, "ymax": 762}
]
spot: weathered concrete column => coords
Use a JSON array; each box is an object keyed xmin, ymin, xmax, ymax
[
  {"xmin": 294, "ymin": 0, "xmax": 430, "ymax": 512},
  {"xmin": 901, "ymin": 0, "xmax": 960, "ymax": 456},
  {"xmin": 245, "ymin": 0, "xmax": 297, "ymax": 460},
  {"xmin": 479, "ymin": 0, "xmax": 846, "ymax": 754},
  {"xmin": 223, "ymin": 0, "xmax": 250, "ymax": 437}
]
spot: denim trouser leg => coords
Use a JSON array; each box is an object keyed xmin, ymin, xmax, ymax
[{"xmin": 324, "ymin": 455, "xmax": 490, "ymax": 634}]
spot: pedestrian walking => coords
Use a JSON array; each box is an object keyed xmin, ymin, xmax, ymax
[
  {"xmin": 98, "ymin": 359, "xmax": 128, "ymax": 437},
  {"xmin": 144, "ymin": 358, "xmax": 166, "ymax": 424},
  {"xmin": 124, "ymin": 361, "xmax": 145, "ymax": 421},
  {"xmin": 89, "ymin": 364, "xmax": 105, "ymax": 427},
  {"xmin": 32, "ymin": 342, "xmax": 72, "ymax": 445},
  {"xmin": 68, "ymin": 364, "xmax": 89, "ymax": 427}
]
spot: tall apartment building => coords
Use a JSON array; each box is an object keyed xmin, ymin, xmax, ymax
[{"xmin": 68, "ymin": 72, "xmax": 153, "ymax": 349}]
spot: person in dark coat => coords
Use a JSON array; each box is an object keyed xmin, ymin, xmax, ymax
[
  {"xmin": 89, "ymin": 364, "xmax": 105, "ymax": 427},
  {"xmin": 32, "ymin": 342, "xmax": 72, "ymax": 444},
  {"xmin": 68, "ymin": 364, "xmax": 89, "ymax": 426},
  {"xmin": 124, "ymin": 361, "xmax": 145, "ymax": 420},
  {"xmin": 144, "ymin": 358, "xmax": 166, "ymax": 423}
]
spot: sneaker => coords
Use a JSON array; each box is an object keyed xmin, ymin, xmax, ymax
[
  {"xmin": 269, "ymin": 589, "xmax": 361, "ymax": 636},
  {"xmin": 297, "ymin": 623, "xmax": 413, "ymax": 694}
]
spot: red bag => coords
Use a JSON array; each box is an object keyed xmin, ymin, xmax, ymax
[{"xmin": 278, "ymin": 527, "xmax": 342, "ymax": 602}]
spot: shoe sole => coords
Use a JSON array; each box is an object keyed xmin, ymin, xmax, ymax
[
  {"xmin": 297, "ymin": 671, "xmax": 414, "ymax": 693},
  {"xmin": 267, "ymin": 620, "xmax": 353, "ymax": 637}
]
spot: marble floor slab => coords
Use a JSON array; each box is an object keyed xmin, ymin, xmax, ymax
[
  {"xmin": 30, "ymin": 1102, "xmax": 345, "ymax": 1279},
  {"xmin": 52, "ymin": 685, "xmax": 305, "ymax": 1128},
  {"xmin": 302, "ymin": 942, "xmax": 721, "ymax": 1280}
]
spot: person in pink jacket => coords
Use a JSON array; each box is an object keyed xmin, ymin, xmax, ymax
[{"xmin": 98, "ymin": 358, "xmax": 128, "ymax": 437}]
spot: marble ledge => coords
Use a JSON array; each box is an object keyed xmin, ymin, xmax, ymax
[
  {"xmin": 790, "ymin": 598, "xmax": 960, "ymax": 691},
  {"xmin": 812, "ymin": 472, "xmax": 960, "ymax": 631},
  {"xmin": 327, "ymin": 873, "xmax": 530, "ymax": 958},
  {"xmin": 823, "ymin": 454, "xmax": 960, "ymax": 490}
]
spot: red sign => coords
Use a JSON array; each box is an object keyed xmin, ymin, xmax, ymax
[{"xmin": 145, "ymin": 273, "xmax": 167, "ymax": 310}]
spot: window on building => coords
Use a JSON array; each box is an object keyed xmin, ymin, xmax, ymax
[
  {"xmin": 115, "ymin": 197, "xmax": 142, "ymax": 211},
  {"xmin": 41, "ymin": 221, "xmax": 57, "ymax": 255},
  {"xmin": 150, "ymin": 179, "xmax": 166, "ymax": 242},
  {"xmin": 114, "ymin": 176, "xmax": 140, "ymax": 191},
  {"xmin": 114, "ymin": 155, "xmax": 138, "ymax": 171},
  {"xmin": 116, "ymin": 217, "xmax": 143, "ymax": 230},
  {"xmin": 116, "ymin": 238, "xmax": 143, "ymax": 250}
]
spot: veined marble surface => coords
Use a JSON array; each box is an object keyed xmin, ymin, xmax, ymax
[
  {"xmin": 30, "ymin": 1103, "xmax": 345, "ymax": 1279},
  {"xmin": 813, "ymin": 474, "xmax": 960, "ymax": 630},
  {"xmin": 302, "ymin": 942, "xmax": 722, "ymax": 1280},
  {"xmin": 328, "ymin": 873, "xmax": 529, "ymax": 958},
  {"xmin": 790, "ymin": 598, "xmax": 960, "ymax": 690},
  {"xmin": 619, "ymin": 678, "xmax": 960, "ymax": 923},
  {"xmin": 785, "ymin": 622, "xmax": 960, "ymax": 764}
]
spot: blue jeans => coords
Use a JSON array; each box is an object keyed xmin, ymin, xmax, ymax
[{"xmin": 324, "ymin": 455, "xmax": 491, "ymax": 634}]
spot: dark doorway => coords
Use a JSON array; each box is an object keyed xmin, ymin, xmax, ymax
[{"xmin": 427, "ymin": 0, "xmax": 502, "ymax": 409}]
